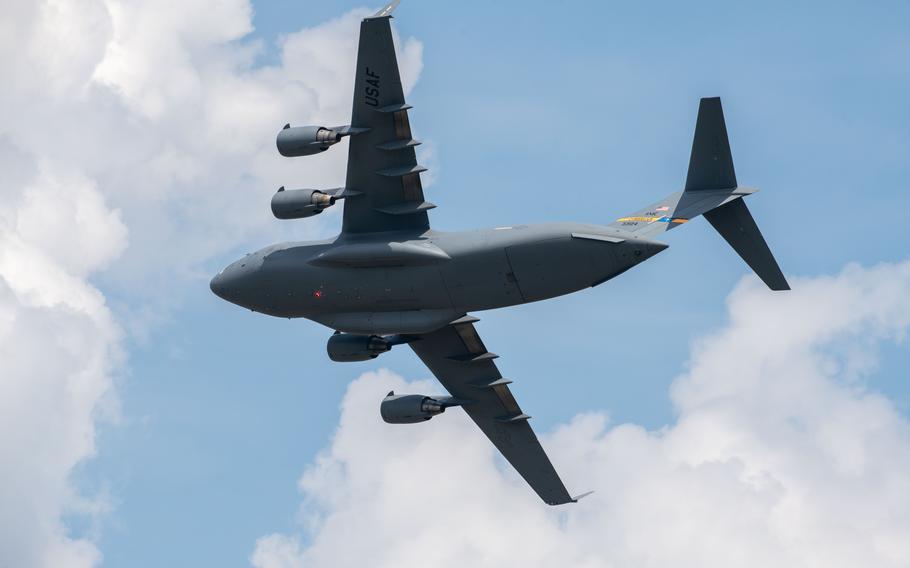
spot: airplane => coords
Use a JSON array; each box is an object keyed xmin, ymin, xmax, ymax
[{"xmin": 210, "ymin": 1, "xmax": 789, "ymax": 505}]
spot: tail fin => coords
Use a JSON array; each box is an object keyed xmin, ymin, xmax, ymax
[
  {"xmin": 685, "ymin": 97, "xmax": 737, "ymax": 192},
  {"xmin": 609, "ymin": 97, "xmax": 789, "ymax": 291},
  {"xmin": 687, "ymin": 98, "xmax": 789, "ymax": 291}
]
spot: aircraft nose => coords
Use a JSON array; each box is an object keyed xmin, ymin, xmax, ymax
[
  {"xmin": 210, "ymin": 261, "xmax": 243, "ymax": 302},
  {"xmin": 210, "ymin": 270, "xmax": 228, "ymax": 299},
  {"xmin": 210, "ymin": 254, "xmax": 265, "ymax": 306}
]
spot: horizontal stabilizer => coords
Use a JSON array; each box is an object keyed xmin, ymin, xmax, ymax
[{"xmin": 704, "ymin": 198, "xmax": 790, "ymax": 291}]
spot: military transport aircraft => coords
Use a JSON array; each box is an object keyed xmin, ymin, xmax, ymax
[{"xmin": 210, "ymin": 1, "xmax": 789, "ymax": 505}]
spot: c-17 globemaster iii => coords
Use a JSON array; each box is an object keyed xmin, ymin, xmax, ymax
[{"xmin": 210, "ymin": 1, "xmax": 789, "ymax": 505}]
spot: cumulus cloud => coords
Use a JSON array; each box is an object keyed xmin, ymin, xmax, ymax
[
  {"xmin": 2, "ymin": 1, "xmax": 424, "ymax": 297},
  {"xmin": 0, "ymin": 161, "xmax": 123, "ymax": 568},
  {"xmin": 0, "ymin": 2, "xmax": 424, "ymax": 566},
  {"xmin": 252, "ymin": 260, "xmax": 910, "ymax": 568}
]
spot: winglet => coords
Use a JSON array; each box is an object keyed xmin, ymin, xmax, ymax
[
  {"xmin": 369, "ymin": 0, "xmax": 400, "ymax": 19},
  {"xmin": 571, "ymin": 490, "xmax": 595, "ymax": 503}
]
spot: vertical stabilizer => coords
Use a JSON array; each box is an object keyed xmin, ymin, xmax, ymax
[
  {"xmin": 686, "ymin": 97, "xmax": 737, "ymax": 191},
  {"xmin": 687, "ymin": 97, "xmax": 790, "ymax": 290}
]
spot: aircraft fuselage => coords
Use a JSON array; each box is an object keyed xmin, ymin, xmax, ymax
[{"xmin": 210, "ymin": 222, "xmax": 667, "ymax": 335}]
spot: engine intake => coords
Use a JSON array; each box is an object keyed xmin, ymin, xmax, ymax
[
  {"xmin": 271, "ymin": 188, "xmax": 336, "ymax": 220},
  {"xmin": 326, "ymin": 333, "xmax": 391, "ymax": 362},
  {"xmin": 276, "ymin": 125, "xmax": 342, "ymax": 157},
  {"xmin": 380, "ymin": 392, "xmax": 447, "ymax": 424}
]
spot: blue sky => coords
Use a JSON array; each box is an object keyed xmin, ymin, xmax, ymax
[{"xmin": 2, "ymin": 1, "xmax": 909, "ymax": 567}]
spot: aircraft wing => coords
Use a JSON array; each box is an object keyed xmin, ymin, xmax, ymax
[
  {"xmin": 409, "ymin": 317, "xmax": 578, "ymax": 505},
  {"xmin": 341, "ymin": 3, "xmax": 433, "ymax": 234}
]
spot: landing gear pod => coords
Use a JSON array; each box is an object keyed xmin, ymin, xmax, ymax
[
  {"xmin": 271, "ymin": 187, "xmax": 336, "ymax": 219},
  {"xmin": 276, "ymin": 125, "xmax": 341, "ymax": 157}
]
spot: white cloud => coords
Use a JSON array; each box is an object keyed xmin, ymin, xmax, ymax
[
  {"xmin": 13, "ymin": 165, "xmax": 128, "ymax": 278},
  {"xmin": 2, "ymin": 1, "xmax": 424, "ymax": 299},
  {"xmin": 0, "ymin": 2, "xmax": 425, "ymax": 566},
  {"xmin": 252, "ymin": 260, "xmax": 910, "ymax": 568},
  {"xmin": 0, "ymin": 162, "xmax": 123, "ymax": 568}
]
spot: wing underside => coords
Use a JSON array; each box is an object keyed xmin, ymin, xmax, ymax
[
  {"xmin": 409, "ymin": 317, "xmax": 576, "ymax": 505},
  {"xmin": 342, "ymin": 11, "xmax": 432, "ymax": 234}
]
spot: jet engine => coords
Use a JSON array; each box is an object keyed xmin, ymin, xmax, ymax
[
  {"xmin": 380, "ymin": 392, "xmax": 447, "ymax": 424},
  {"xmin": 326, "ymin": 333, "xmax": 391, "ymax": 362},
  {"xmin": 276, "ymin": 125, "xmax": 342, "ymax": 157},
  {"xmin": 271, "ymin": 187, "xmax": 336, "ymax": 219}
]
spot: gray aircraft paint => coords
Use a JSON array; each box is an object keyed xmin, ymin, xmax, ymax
[
  {"xmin": 210, "ymin": 1, "xmax": 789, "ymax": 506},
  {"xmin": 212, "ymin": 223, "xmax": 667, "ymax": 334}
]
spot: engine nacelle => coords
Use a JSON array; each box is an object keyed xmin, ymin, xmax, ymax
[
  {"xmin": 380, "ymin": 392, "xmax": 446, "ymax": 424},
  {"xmin": 276, "ymin": 125, "xmax": 341, "ymax": 157},
  {"xmin": 326, "ymin": 333, "xmax": 391, "ymax": 362},
  {"xmin": 271, "ymin": 187, "xmax": 336, "ymax": 220}
]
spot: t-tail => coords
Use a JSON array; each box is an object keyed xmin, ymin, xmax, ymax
[{"xmin": 610, "ymin": 97, "xmax": 790, "ymax": 291}]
